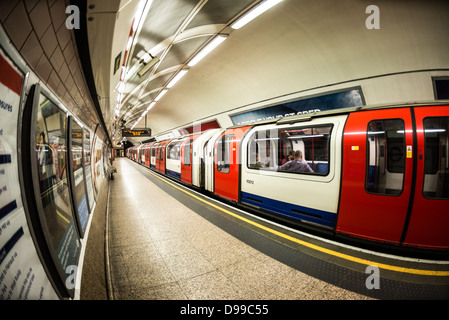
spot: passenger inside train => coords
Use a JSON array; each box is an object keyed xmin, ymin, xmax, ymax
[
  {"xmin": 247, "ymin": 125, "xmax": 331, "ymax": 175},
  {"xmin": 277, "ymin": 150, "xmax": 314, "ymax": 173}
]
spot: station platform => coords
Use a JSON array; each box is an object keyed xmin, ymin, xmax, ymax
[{"xmin": 105, "ymin": 158, "xmax": 449, "ymax": 300}]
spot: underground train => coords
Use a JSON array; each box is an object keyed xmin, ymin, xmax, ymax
[{"xmin": 126, "ymin": 102, "xmax": 449, "ymax": 254}]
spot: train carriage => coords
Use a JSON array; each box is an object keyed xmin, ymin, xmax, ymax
[
  {"xmin": 337, "ymin": 105, "xmax": 449, "ymax": 249},
  {"xmin": 126, "ymin": 103, "xmax": 449, "ymax": 252},
  {"xmin": 240, "ymin": 116, "xmax": 345, "ymax": 229},
  {"xmin": 154, "ymin": 139, "xmax": 170, "ymax": 174},
  {"xmin": 190, "ymin": 128, "xmax": 222, "ymax": 189},
  {"xmin": 214, "ymin": 126, "xmax": 252, "ymax": 202},
  {"xmin": 143, "ymin": 142, "xmax": 155, "ymax": 167},
  {"xmin": 166, "ymin": 137, "xmax": 187, "ymax": 180}
]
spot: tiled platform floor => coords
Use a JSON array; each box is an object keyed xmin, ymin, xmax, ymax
[{"xmin": 107, "ymin": 158, "xmax": 373, "ymax": 300}]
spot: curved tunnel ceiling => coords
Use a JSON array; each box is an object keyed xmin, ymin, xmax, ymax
[{"xmin": 86, "ymin": 0, "xmax": 449, "ymax": 146}]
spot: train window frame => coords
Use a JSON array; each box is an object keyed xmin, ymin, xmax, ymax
[
  {"xmin": 365, "ymin": 118, "xmax": 406, "ymax": 197},
  {"xmin": 217, "ymin": 134, "xmax": 235, "ymax": 174},
  {"xmin": 422, "ymin": 116, "xmax": 449, "ymax": 199},
  {"xmin": 151, "ymin": 144, "xmax": 156, "ymax": 157},
  {"xmin": 167, "ymin": 139, "xmax": 182, "ymax": 160},
  {"xmin": 68, "ymin": 116, "xmax": 90, "ymax": 237},
  {"xmin": 247, "ymin": 124, "xmax": 333, "ymax": 176},
  {"xmin": 22, "ymin": 84, "xmax": 81, "ymax": 298},
  {"xmin": 184, "ymin": 138, "xmax": 193, "ymax": 166}
]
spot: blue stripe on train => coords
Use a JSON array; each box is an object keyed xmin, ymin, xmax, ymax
[
  {"xmin": 240, "ymin": 192, "xmax": 336, "ymax": 228},
  {"xmin": 166, "ymin": 169, "xmax": 181, "ymax": 180}
]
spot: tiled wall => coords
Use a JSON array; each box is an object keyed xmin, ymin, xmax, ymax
[{"xmin": 0, "ymin": 0, "xmax": 100, "ymax": 131}]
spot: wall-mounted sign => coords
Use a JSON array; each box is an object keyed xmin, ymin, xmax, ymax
[
  {"xmin": 114, "ymin": 52, "xmax": 122, "ymax": 75},
  {"xmin": 122, "ymin": 128, "xmax": 152, "ymax": 137}
]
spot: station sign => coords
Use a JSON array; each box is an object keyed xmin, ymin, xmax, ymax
[{"xmin": 122, "ymin": 128, "xmax": 152, "ymax": 137}]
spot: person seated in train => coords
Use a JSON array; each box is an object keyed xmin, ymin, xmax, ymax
[
  {"xmin": 281, "ymin": 150, "xmax": 294, "ymax": 165},
  {"xmin": 254, "ymin": 153, "xmax": 269, "ymax": 168},
  {"xmin": 277, "ymin": 150, "xmax": 314, "ymax": 173}
]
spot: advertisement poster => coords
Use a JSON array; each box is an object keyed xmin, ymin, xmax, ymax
[
  {"xmin": 0, "ymin": 49, "xmax": 58, "ymax": 299},
  {"xmin": 230, "ymin": 88, "xmax": 364, "ymax": 125},
  {"xmin": 83, "ymin": 128, "xmax": 94, "ymax": 211},
  {"xmin": 91, "ymin": 136, "xmax": 104, "ymax": 197}
]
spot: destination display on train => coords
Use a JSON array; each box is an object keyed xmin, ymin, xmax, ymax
[{"xmin": 122, "ymin": 128, "xmax": 152, "ymax": 137}]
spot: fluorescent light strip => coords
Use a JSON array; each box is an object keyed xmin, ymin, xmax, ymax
[
  {"xmin": 154, "ymin": 89, "xmax": 168, "ymax": 101},
  {"xmin": 167, "ymin": 69, "xmax": 188, "ymax": 88},
  {"xmin": 146, "ymin": 101, "xmax": 156, "ymax": 111},
  {"xmin": 188, "ymin": 36, "xmax": 227, "ymax": 67},
  {"xmin": 231, "ymin": 0, "xmax": 283, "ymax": 30},
  {"xmin": 126, "ymin": 36, "xmax": 133, "ymax": 51}
]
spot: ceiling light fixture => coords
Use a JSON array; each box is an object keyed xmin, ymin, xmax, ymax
[
  {"xmin": 187, "ymin": 35, "xmax": 227, "ymax": 67},
  {"xmin": 231, "ymin": 0, "xmax": 283, "ymax": 30},
  {"xmin": 167, "ymin": 69, "xmax": 189, "ymax": 88},
  {"xmin": 137, "ymin": 54, "xmax": 160, "ymax": 78}
]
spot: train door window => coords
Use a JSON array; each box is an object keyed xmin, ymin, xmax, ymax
[
  {"xmin": 184, "ymin": 138, "xmax": 192, "ymax": 166},
  {"xmin": 217, "ymin": 134, "xmax": 234, "ymax": 173},
  {"xmin": 35, "ymin": 93, "xmax": 81, "ymax": 272},
  {"xmin": 365, "ymin": 119, "xmax": 405, "ymax": 196},
  {"xmin": 158, "ymin": 144, "xmax": 164, "ymax": 160},
  {"xmin": 167, "ymin": 140, "xmax": 182, "ymax": 160},
  {"xmin": 247, "ymin": 129, "xmax": 275, "ymax": 169},
  {"xmin": 151, "ymin": 145, "xmax": 156, "ymax": 157},
  {"xmin": 423, "ymin": 116, "xmax": 449, "ymax": 199}
]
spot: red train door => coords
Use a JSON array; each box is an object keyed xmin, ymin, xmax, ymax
[
  {"xmin": 337, "ymin": 108, "xmax": 415, "ymax": 245},
  {"xmin": 402, "ymin": 106, "xmax": 449, "ymax": 249},
  {"xmin": 156, "ymin": 140, "xmax": 168, "ymax": 173},
  {"xmin": 145, "ymin": 142, "xmax": 154, "ymax": 167},
  {"xmin": 181, "ymin": 134, "xmax": 200, "ymax": 185},
  {"xmin": 214, "ymin": 126, "xmax": 251, "ymax": 202}
]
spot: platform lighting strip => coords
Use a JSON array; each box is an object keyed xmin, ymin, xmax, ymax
[
  {"xmin": 187, "ymin": 36, "xmax": 227, "ymax": 67},
  {"xmin": 130, "ymin": 0, "xmax": 284, "ymax": 130},
  {"xmin": 231, "ymin": 0, "xmax": 284, "ymax": 29},
  {"xmin": 115, "ymin": 0, "xmax": 152, "ymax": 120}
]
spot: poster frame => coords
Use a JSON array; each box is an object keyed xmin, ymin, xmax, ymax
[
  {"xmin": 22, "ymin": 83, "xmax": 81, "ymax": 298},
  {"xmin": 67, "ymin": 116, "xmax": 90, "ymax": 238}
]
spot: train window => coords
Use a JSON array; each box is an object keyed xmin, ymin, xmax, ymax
[
  {"xmin": 247, "ymin": 129, "xmax": 275, "ymax": 170},
  {"xmin": 184, "ymin": 138, "xmax": 192, "ymax": 166},
  {"xmin": 247, "ymin": 125, "xmax": 332, "ymax": 175},
  {"xmin": 151, "ymin": 145, "xmax": 156, "ymax": 157},
  {"xmin": 158, "ymin": 144, "xmax": 164, "ymax": 160},
  {"xmin": 217, "ymin": 134, "xmax": 234, "ymax": 173},
  {"xmin": 365, "ymin": 119, "xmax": 405, "ymax": 196},
  {"xmin": 34, "ymin": 93, "xmax": 81, "ymax": 272},
  {"xmin": 423, "ymin": 117, "xmax": 449, "ymax": 199},
  {"xmin": 167, "ymin": 140, "xmax": 182, "ymax": 160}
]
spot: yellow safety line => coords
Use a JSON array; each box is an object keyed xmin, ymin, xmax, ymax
[
  {"xmin": 133, "ymin": 161, "xmax": 449, "ymax": 277},
  {"xmin": 56, "ymin": 209, "xmax": 70, "ymax": 225}
]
